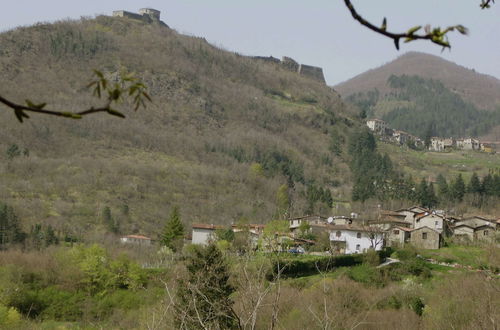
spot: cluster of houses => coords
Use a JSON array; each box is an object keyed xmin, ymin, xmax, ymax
[
  {"xmin": 366, "ymin": 119, "xmax": 496, "ymax": 153},
  {"xmin": 118, "ymin": 205, "xmax": 498, "ymax": 255},
  {"xmin": 190, "ymin": 206, "xmax": 499, "ymax": 254}
]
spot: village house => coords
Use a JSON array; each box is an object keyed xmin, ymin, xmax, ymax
[
  {"xmin": 473, "ymin": 225, "xmax": 496, "ymax": 242},
  {"xmin": 191, "ymin": 223, "xmax": 225, "ymax": 245},
  {"xmin": 414, "ymin": 212, "xmax": 446, "ymax": 234},
  {"xmin": 120, "ymin": 235, "xmax": 152, "ymax": 246},
  {"xmin": 328, "ymin": 225, "xmax": 384, "ymax": 255},
  {"xmin": 410, "ymin": 226, "xmax": 441, "ymax": 249},
  {"xmin": 387, "ymin": 226, "xmax": 412, "ymax": 247},
  {"xmin": 394, "ymin": 207, "xmax": 422, "ymax": 226},
  {"xmin": 392, "ymin": 130, "xmax": 411, "ymax": 145},
  {"xmin": 429, "ymin": 137, "xmax": 455, "ymax": 152},
  {"xmin": 366, "ymin": 119, "xmax": 388, "ymax": 134},
  {"xmin": 289, "ymin": 215, "xmax": 327, "ymax": 235}
]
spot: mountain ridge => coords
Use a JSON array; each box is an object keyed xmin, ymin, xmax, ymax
[{"xmin": 335, "ymin": 51, "xmax": 500, "ymax": 111}]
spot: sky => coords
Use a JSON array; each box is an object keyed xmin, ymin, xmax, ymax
[{"xmin": 0, "ymin": 1, "xmax": 498, "ymax": 86}]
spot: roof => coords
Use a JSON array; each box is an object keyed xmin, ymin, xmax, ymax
[
  {"xmin": 231, "ymin": 224, "xmax": 265, "ymax": 231},
  {"xmin": 328, "ymin": 224, "xmax": 384, "ymax": 233},
  {"xmin": 394, "ymin": 226, "xmax": 413, "ymax": 232},
  {"xmin": 415, "ymin": 212, "xmax": 443, "ymax": 220},
  {"xmin": 411, "ymin": 226, "xmax": 440, "ymax": 234},
  {"xmin": 380, "ymin": 210, "xmax": 406, "ymax": 217},
  {"xmin": 123, "ymin": 235, "xmax": 151, "ymax": 240},
  {"xmin": 288, "ymin": 214, "xmax": 327, "ymax": 221},
  {"xmin": 192, "ymin": 223, "xmax": 225, "ymax": 230}
]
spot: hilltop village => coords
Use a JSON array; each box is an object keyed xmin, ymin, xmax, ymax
[{"xmin": 366, "ymin": 118, "xmax": 497, "ymax": 153}]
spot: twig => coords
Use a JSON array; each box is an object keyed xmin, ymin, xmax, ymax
[{"xmin": 343, "ymin": 0, "xmax": 469, "ymax": 50}]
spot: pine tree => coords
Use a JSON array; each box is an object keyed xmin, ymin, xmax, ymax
[
  {"xmin": 467, "ymin": 172, "xmax": 482, "ymax": 194},
  {"xmin": 161, "ymin": 206, "xmax": 184, "ymax": 251},
  {"xmin": 102, "ymin": 206, "xmax": 119, "ymax": 233},
  {"xmin": 450, "ymin": 174, "xmax": 466, "ymax": 202},
  {"xmin": 175, "ymin": 244, "xmax": 239, "ymax": 329}
]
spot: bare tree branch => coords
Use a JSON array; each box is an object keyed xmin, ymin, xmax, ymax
[
  {"xmin": 0, "ymin": 70, "xmax": 151, "ymax": 122},
  {"xmin": 343, "ymin": 0, "xmax": 473, "ymax": 50}
]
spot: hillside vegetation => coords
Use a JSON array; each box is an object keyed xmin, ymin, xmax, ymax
[
  {"xmin": 0, "ymin": 16, "xmax": 358, "ymax": 239},
  {"xmin": 347, "ymin": 75, "xmax": 500, "ymax": 138},
  {"xmin": 335, "ymin": 51, "xmax": 500, "ymax": 111}
]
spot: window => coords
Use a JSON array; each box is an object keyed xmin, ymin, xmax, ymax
[
  {"xmin": 356, "ymin": 244, "xmax": 360, "ymax": 251},
  {"xmin": 336, "ymin": 231, "xmax": 341, "ymax": 237},
  {"xmin": 393, "ymin": 230, "xmax": 400, "ymax": 235},
  {"xmin": 435, "ymin": 221, "xmax": 439, "ymax": 226},
  {"xmin": 484, "ymin": 230, "xmax": 489, "ymax": 236},
  {"xmin": 356, "ymin": 232, "xmax": 361, "ymax": 239},
  {"xmin": 369, "ymin": 233, "xmax": 375, "ymax": 239},
  {"xmin": 422, "ymin": 232, "xmax": 427, "ymax": 239}
]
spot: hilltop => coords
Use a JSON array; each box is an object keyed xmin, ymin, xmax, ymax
[
  {"xmin": 0, "ymin": 14, "xmax": 358, "ymax": 238},
  {"xmin": 335, "ymin": 51, "xmax": 500, "ymax": 111}
]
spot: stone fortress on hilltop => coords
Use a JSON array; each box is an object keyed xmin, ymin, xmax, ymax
[
  {"xmin": 253, "ymin": 55, "xmax": 326, "ymax": 84},
  {"xmin": 112, "ymin": 8, "xmax": 168, "ymax": 26},
  {"xmin": 111, "ymin": 9, "xmax": 326, "ymax": 84}
]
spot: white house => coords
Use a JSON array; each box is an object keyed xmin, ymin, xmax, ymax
[
  {"xmin": 329, "ymin": 225, "xmax": 384, "ymax": 255},
  {"xmin": 366, "ymin": 119, "xmax": 388, "ymax": 133},
  {"xmin": 120, "ymin": 235, "xmax": 152, "ymax": 246},
  {"xmin": 191, "ymin": 224, "xmax": 224, "ymax": 245}
]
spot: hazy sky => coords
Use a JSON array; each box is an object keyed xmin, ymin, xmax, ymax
[{"xmin": 0, "ymin": 1, "xmax": 498, "ymax": 85}]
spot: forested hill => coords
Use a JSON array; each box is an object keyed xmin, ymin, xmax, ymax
[
  {"xmin": 347, "ymin": 75, "xmax": 500, "ymax": 138},
  {"xmin": 0, "ymin": 15, "xmax": 359, "ymax": 238},
  {"xmin": 335, "ymin": 51, "xmax": 500, "ymax": 111}
]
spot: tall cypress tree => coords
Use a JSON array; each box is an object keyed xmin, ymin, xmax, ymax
[
  {"xmin": 436, "ymin": 174, "xmax": 449, "ymax": 201},
  {"xmin": 161, "ymin": 206, "xmax": 184, "ymax": 251}
]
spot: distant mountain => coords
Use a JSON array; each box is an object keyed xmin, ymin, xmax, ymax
[{"xmin": 335, "ymin": 52, "xmax": 500, "ymax": 111}]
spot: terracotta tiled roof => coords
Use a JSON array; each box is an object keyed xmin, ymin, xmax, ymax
[
  {"xmin": 192, "ymin": 223, "xmax": 225, "ymax": 230},
  {"xmin": 123, "ymin": 235, "xmax": 151, "ymax": 240}
]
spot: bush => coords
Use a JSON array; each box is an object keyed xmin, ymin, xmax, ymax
[
  {"xmin": 0, "ymin": 304, "xmax": 22, "ymax": 328},
  {"xmin": 268, "ymin": 254, "xmax": 363, "ymax": 279}
]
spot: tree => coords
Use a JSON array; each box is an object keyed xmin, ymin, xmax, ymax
[
  {"xmin": 175, "ymin": 244, "xmax": 240, "ymax": 329},
  {"xmin": 343, "ymin": 0, "xmax": 493, "ymax": 50},
  {"xmin": 102, "ymin": 206, "xmax": 119, "ymax": 234},
  {"xmin": 467, "ymin": 172, "xmax": 482, "ymax": 194},
  {"xmin": 275, "ymin": 184, "xmax": 290, "ymax": 220},
  {"xmin": 161, "ymin": 206, "xmax": 184, "ymax": 252},
  {"xmin": 450, "ymin": 174, "xmax": 466, "ymax": 202},
  {"xmin": 436, "ymin": 174, "xmax": 449, "ymax": 201},
  {"xmin": 0, "ymin": 203, "xmax": 24, "ymax": 249}
]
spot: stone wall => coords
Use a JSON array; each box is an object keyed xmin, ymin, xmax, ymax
[
  {"xmin": 410, "ymin": 227, "xmax": 440, "ymax": 249},
  {"xmin": 298, "ymin": 64, "xmax": 326, "ymax": 84},
  {"xmin": 281, "ymin": 56, "xmax": 299, "ymax": 72}
]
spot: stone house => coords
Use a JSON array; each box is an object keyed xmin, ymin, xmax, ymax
[
  {"xmin": 452, "ymin": 224, "xmax": 475, "ymax": 241},
  {"xmin": 474, "ymin": 225, "xmax": 496, "ymax": 242},
  {"xmin": 430, "ymin": 137, "xmax": 455, "ymax": 152},
  {"xmin": 120, "ymin": 235, "xmax": 152, "ymax": 246},
  {"xmin": 387, "ymin": 226, "xmax": 412, "ymax": 247},
  {"xmin": 328, "ymin": 225, "xmax": 384, "ymax": 255},
  {"xmin": 409, "ymin": 226, "xmax": 441, "ymax": 249},
  {"xmin": 414, "ymin": 212, "xmax": 445, "ymax": 234},
  {"xmin": 394, "ymin": 208, "xmax": 420, "ymax": 226},
  {"xmin": 393, "ymin": 130, "xmax": 411, "ymax": 145}
]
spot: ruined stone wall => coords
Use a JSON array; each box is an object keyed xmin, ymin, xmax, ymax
[
  {"xmin": 113, "ymin": 11, "xmax": 144, "ymax": 21},
  {"xmin": 298, "ymin": 64, "xmax": 326, "ymax": 84},
  {"xmin": 281, "ymin": 56, "xmax": 299, "ymax": 72}
]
